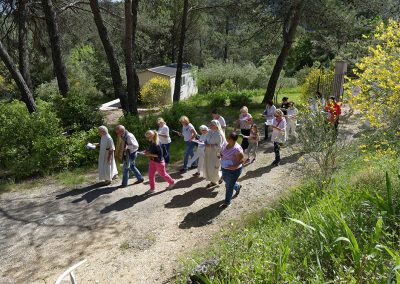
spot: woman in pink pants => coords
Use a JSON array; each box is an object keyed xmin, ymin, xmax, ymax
[{"xmin": 144, "ymin": 130, "xmax": 175, "ymax": 194}]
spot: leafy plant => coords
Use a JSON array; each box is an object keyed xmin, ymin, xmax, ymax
[{"xmin": 140, "ymin": 76, "xmax": 170, "ymax": 107}]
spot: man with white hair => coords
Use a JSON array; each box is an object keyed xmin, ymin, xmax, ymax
[{"xmin": 115, "ymin": 125, "xmax": 144, "ymax": 187}]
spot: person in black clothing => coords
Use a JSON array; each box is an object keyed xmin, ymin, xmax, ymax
[
  {"xmin": 280, "ymin": 97, "xmax": 289, "ymax": 115},
  {"xmin": 144, "ymin": 130, "xmax": 175, "ymax": 194}
]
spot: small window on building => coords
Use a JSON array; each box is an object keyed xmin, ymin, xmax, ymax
[{"xmin": 181, "ymin": 75, "xmax": 186, "ymax": 86}]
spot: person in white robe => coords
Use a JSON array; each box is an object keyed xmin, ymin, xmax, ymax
[
  {"xmin": 203, "ymin": 120, "xmax": 226, "ymax": 188},
  {"xmin": 97, "ymin": 126, "xmax": 118, "ymax": 184}
]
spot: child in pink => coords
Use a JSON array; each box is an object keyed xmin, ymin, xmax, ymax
[{"xmin": 144, "ymin": 130, "xmax": 175, "ymax": 193}]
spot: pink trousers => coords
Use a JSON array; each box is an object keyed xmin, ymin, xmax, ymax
[{"xmin": 148, "ymin": 160, "xmax": 174, "ymax": 190}]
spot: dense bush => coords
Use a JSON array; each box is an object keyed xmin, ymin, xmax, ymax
[
  {"xmin": 53, "ymin": 89, "xmax": 104, "ymax": 131},
  {"xmin": 228, "ymin": 93, "xmax": 252, "ymax": 107},
  {"xmin": 140, "ymin": 76, "xmax": 170, "ymax": 107},
  {"xmin": 198, "ymin": 59, "xmax": 298, "ymax": 93},
  {"xmin": 347, "ymin": 20, "xmax": 400, "ymax": 127},
  {"xmin": 0, "ymin": 100, "xmax": 98, "ymax": 180},
  {"xmin": 35, "ymin": 81, "xmax": 103, "ymax": 132},
  {"xmin": 197, "ymin": 62, "xmax": 259, "ymax": 93}
]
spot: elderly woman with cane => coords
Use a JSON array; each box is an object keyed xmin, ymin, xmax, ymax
[{"xmin": 203, "ymin": 120, "xmax": 225, "ymax": 188}]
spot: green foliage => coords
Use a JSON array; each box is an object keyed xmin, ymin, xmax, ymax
[
  {"xmin": 0, "ymin": 100, "xmax": 98, "ymax": 180},
  {"xmin": 301, "ymin": 67, "xmax": 334, "ymax": 101},
  {"xmin": 197, "ymin": 61, "xmax": 259, "ymax": 93},
  {"xmin": 140, "ymin": 76, "xmax": 170, "ymax": 107},
  {"xmin": 53, "ymin": 89, "xmax": 104, "ymax": 131},
  {"xmin": 228, "ymin": 93, "xmax": 252, "ymax": 107},
  {"xmin": 347, "ymin": 20, "xmax": 400, "ymax": 127},
  {"xmin": 294, "ymin": 65, "xmax": 312, "ymax": 85},
  {"xmin": 179, "ymin": 152, "xmax": 400, "ymax": 283}
]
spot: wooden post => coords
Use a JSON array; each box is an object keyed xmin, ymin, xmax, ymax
[{"xmin": 332, "ymin": 61, "xmax": 347, "ymax": 101}]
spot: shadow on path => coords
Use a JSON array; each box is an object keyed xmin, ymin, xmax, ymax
[
  {"xmin": 56, "ymin": 182, "xmax": 105, "ymax": 199},
  {"xmin": 71, "ymin": 185, "xmax": 120, "ymax": 204},
  {"xmin": 100, "ymin": 191, "xmax": 165, "ymax": 214},
  {"xmin": 164, "ymin": 187, "xmax": 218, "ymax": 208},
  {"xmin": 179, "ymin": 200, "xmax": 225, "ymax": 229},
  {"xmin": 240, "ymin": 152, "xmax": 304, "ymax": 182}
]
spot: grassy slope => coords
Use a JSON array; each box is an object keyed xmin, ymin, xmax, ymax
[{"xmin": 177, "ymin": 139, "xmax": 400, "ymax": 282}]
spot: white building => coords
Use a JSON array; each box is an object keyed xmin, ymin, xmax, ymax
[{"xmin": 137, "ymin": 63, "xmax": 198, "ymax": 104}]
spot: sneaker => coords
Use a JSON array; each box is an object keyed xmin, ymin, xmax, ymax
[
  {"xmin": 234, "ymin": 185, "xmax": 242, "ymax": 197},
  {"xmin": 134, "ymin": 179, "xmax": 144, "ymax": 184},
  {"xmin": 190, "ymin": 165, "xmax": 198, "ymax": 169},
  {"xmin": 145, "ymin": 189, "xmax": 155, "ymax": 194},
  {"xmin": 218, "ymin": 178, "xmax": 223, "ymax": 184},
  {"xmin": 180, "ymin": 168, "xmax": 188, "ymax": 173},
  {"xmin": 166, "ymin": 182, "xmax": 176, "ymax": 190},
  {"xmin": 119, "ymin": 184, "xmax": 128, "ymax": 188},
  {"xmin": 193, "ymin": 172, "xmax": 200, "ymax": 177},
  {"xmin": 206, "ymin": 182, "xmax": 218, "ymax": 188}
]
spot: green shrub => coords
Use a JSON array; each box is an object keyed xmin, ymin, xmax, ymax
[
  {"xmin": 0, "ymin": 100, "xmax": 99, "ymax": 180},
  {"xmin": 52, "ymin": 88, "xmax": 103, "ymax": 131},
  {"xmin": 198, "ymin": 61, "xmax": 259, "ymax": 93},
  {"xmin": 140, "ymin": 76, "xmax": 170, "ymax": 107},
  {"xmin": 294, "ymin": 65, "xmax": 312, "ymax": 85},
  {"xmin": 229, "ymin": 92, "xmax": 252, "ymax": 107},
  {"xmin": 208, "ymin": 92, "xmax": 228, "ymax": 107}
]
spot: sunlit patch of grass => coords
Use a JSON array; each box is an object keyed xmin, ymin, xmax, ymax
[{"xmin": 55, "ymin": 167, "xmax": 92, "ymax": 187}]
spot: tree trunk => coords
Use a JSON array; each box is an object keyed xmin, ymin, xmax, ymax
[
  {"xmin": 0, "ymin": 40, "xmax": 37, "ymax": 113},
  {"xmin": 223, "ymin": 14, "xmax": 229, "ymax": 62},
  {"xmin": 17, "ymin": 0, "xmax": 32, "ymax": 90},
  {"xmin": 41, "ymin": 0, "xmax": 69, "ymax": 97},
  {"xmin": 131, "ymin": 0, "xmax": 140, "ymax": 109},
  {"xmin": 173, "ymin": 0, "xmax": 189, "ymax": 103},
  {"xmin": 262, "ymin": 0, "xmax": 305, "ymax": 104},
  {"xmin": 124, "ymin": 0, "xmax": 139, "ymax": 115},
  {"xmin": 89, "ymin": 0, "xmax": 128, "ymax": 112}
]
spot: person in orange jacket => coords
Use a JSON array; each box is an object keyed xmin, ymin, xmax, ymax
[{"xmin": 325, "ymin": 96, "xmax": 341, "ymax": 129}]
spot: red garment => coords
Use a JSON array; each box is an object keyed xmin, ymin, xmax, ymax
[{"xmin": 325, "ymin": 102, "xmax": 341, "ymax": 122}]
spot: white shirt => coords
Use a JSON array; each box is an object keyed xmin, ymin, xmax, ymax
[
  {"xmin": 182, "ymin": 123, "xmax": 195, "ymax": 141},
  {"xmin": 123, "ymin": 131, "xmax": 139, "ymax": 153},
  {"xmin": 263, "ymin": 105, "xmax": 276, "ymax": 120},
  {"xmin": 271, "ymin": 118, "xmax": 287, "ymax": 143},
  {"xmin": 158, "ymin": 125, "xmax": 171, "ymax": 144},
  {"xmin": 286, "ymin": 108, "xmax": 298, "ymax": 121},
  {"xmin": 217, "ymin": 116, "xmax": 226, "ymax": 129}
]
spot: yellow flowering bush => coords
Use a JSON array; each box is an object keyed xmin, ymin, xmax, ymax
[
  {"xmin": 301, "ymin": 67, "xmax": 334, "ymax": 101},
  {"xmin": 347, "ymin": 20, "xmax": 400, "ymax": 126},
  {"xmin": 140, "ymin": 76, "xmax": 170, "ymax": 107}
]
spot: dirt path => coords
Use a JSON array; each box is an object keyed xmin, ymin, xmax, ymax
[
  {"xmin": 0, "ymin": 111, "xmax": 358, "ymax": 284},
  {"xmin": 0, "ymin": 140, "xmax": 303, "ymax": 284}
]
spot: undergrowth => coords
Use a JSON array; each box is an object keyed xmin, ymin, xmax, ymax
[{"xmin": 178, "ymin": 131, "xmax": 400, "ymax": 283}]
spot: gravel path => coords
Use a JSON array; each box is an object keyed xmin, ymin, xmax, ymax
[{"xmin": 1, "ymin": 109, "xmax": 359, "ymax": 284}]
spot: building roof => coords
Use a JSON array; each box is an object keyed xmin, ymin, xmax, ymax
[{"xmin": 147, "ymin": 63, "xmax": 192, "ymax": 77}]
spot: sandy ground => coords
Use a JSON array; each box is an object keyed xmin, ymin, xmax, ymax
[{"xmin": 0, "ymin": 109, "xmax": 359, "ymax": 284}]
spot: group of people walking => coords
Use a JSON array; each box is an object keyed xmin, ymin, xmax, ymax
[{"xmin": 93, "ymin": 92, "xmax": 340, "ymax": 208}]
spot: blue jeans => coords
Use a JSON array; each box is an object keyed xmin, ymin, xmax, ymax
[
  {"xmin": 222, "ymin": 167, "xmax": 242, "ymax": 204},
  {"xmin": 183, "ymin": 141, "xmax": 197, "ymax": 169},
  {"xmin": 122, "ymin": 151, "xmax": 143, "ymax": 185},
  {"xmin": 161, "ymin": 143, "xmax": 170, "ymax": 164}
]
